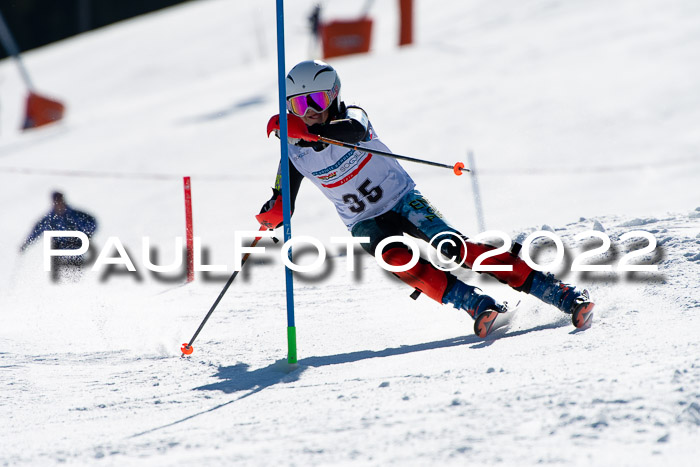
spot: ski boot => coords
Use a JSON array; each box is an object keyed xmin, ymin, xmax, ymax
[
  {"xmin": 528, "ymin": 272, "xmax": 594, "ymax": 328},
  {"xmin": 443, "ymin": 281, "xmax": 507, "ymax": 337}
]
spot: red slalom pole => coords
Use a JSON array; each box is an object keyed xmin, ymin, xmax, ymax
[{"xmin": 183, "ymin": 176, "xmax": 194, "ymax": 282}]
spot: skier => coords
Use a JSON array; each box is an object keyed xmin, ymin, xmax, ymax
[
  {"xmin": 20, "ymin": 191, "xmax": 97, "ymax": 280},
  {"xmin": 260, "ymin": 60, "xmax": 594, "ymax": 336}
]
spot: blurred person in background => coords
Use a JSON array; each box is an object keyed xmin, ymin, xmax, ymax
[{"xmin": 20, "ymin": 191, "xmax": 97, "ymax": 281}]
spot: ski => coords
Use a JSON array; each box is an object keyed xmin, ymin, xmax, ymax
[
  {"xmin": 473, "ymin": 301, "xmax": 519, "ymax": 338},
  {"xmin": 572, "ymin": 291, "xmax": 594, "ymax": 328}
]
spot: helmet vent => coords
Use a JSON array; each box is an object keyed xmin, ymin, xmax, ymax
[{"xmin": 314, "ymin": 68, "xmax": 333, "ymax": 80}]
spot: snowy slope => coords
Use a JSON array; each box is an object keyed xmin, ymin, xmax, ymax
[{"xmin": 1, "ymin": 0, "xmax": 699, "ymax": 465}]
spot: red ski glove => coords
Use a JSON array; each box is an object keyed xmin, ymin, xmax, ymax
[
  {"xmin": 266, "ymin": 114, "xmax": 320, "ymax": 142},
  {"xmin": 255, "ymin": 189, "xmax": 285, "ymax": 229}
]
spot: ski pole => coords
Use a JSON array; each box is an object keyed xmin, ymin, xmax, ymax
[
  {"xmin": 267, "ymin": 114, "xmax": 469, "ymax": 175},
  {"xmin": 317, "ymin": 136, "xmax": 470, "ymax": 176},
  {"xmin": 180, "ymin": 226, "xmax": 275, "ymax": 357}
]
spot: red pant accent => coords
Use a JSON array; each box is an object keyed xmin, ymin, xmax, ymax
[
  {"xmin": 462, "ymin": 241, "xmax": 533, "ymax": 288},
  {"xmin": 382, "ymin": 248, "xmax": 449, "ymax": 303}
]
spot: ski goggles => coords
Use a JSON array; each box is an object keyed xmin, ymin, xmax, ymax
[{"xmin": 287, "ymin": 90, "xmax": 334, "ymax": 117}]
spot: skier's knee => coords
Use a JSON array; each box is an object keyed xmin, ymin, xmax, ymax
[{"xmin": 463, "ymin": 241, "xmax": 533, "ymax": 288}]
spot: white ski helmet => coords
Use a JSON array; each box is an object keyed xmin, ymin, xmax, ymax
[{"xmin": 286, "ymin": 60, "xmax": 341, "ymax": 116}]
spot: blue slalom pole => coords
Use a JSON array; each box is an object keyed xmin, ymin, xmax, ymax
[{"xmin": 275, "ymin": 0, "xmax": 297, "ymax": 364}]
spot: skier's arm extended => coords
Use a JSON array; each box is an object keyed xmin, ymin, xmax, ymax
[
  {"xmin": 267, "ymin": 107, "xmax": 370, "ymax": 145},
  {"xmin": 20, "ymin": 216, "xmax": 51, "ymax": 252},
  {"xmin": 308, "ymin": 106, "xmax": 369, "ymax": 144}
]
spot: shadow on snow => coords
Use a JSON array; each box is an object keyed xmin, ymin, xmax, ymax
[
  {"xmin": 129, "ymin": 319, "xmax": 575, "ymax": 438},
  {"xmin": 195, "ymin": 316, "xmax": 572, "ymax": 395}
]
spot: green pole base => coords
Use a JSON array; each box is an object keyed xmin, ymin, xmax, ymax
[{"xmin": 287, "ymin": 326, "xmax": 297, "ymax": 364}]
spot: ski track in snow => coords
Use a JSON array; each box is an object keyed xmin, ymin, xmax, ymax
[{"xmin": 1, "ymin": 0, "xmax": 700, "ymax": 465}]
